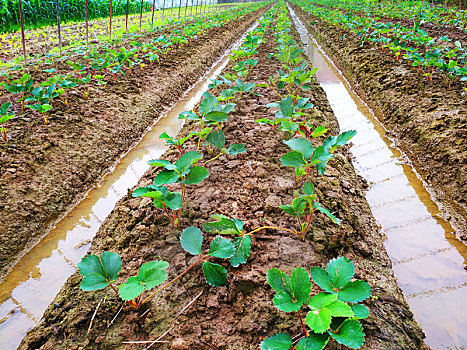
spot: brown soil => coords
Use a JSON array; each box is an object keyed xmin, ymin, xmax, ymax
[
  {"xmin": 20, "ymin": 17, "xmax": 426, "ymax": 350},
  {"xmin": 0, "ymin": 6, "xmax": 268, "ymax": 278},
  {"xmin": 291, "ymin": 3, "xmax": 467, "ymax": 239}
]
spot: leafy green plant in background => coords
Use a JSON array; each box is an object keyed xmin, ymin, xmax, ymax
[
  {"xmin": 0, "ymin": 102, "xmax": 15, "ymax": 142},
  {"xmin": 3, "ymin": 73, "xmax": 34, "ymax": 112},
  {"xmin": 261, "ymin": 257, "xmax": 371, "ymax": 350}
]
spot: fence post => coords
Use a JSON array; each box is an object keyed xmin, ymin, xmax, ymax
[
  {"xmin": 85, "ymin": 0, "xmax": 89, "ymax": 45},
  {"xmin": 18, "ymin": 0, "xmax": 27, "ymax": 63},
  {"xmin": 55, "ymin": 0, "xmax": 62, "ymax": 52},
  {"xmin": 151, "ymin": 0, "xmax": 156, "ymax": 28},
  {"xmin": 126, "ymin": 0, "xmax": 130, "ymax": 33},
  {"xmin": 109, "ymin": 0, "xmax": 113, "ymax": 40},
  {"xmin": 161, "ymin": 0, "xmax": 166, "ymax": 26},
  {"xmin": 139, "ymin": 0, "xmax": 143, "ymax": 30}
]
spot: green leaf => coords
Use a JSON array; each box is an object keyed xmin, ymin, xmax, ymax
[
  {"xmin": 309, "ymin": 267, "xmax": 334, "ymax": 293},
  {"xmin": 199, "ymin": 93, "xmax": 218, "ymax": 116},
  {"xmin": 313, "ymin": 203, "xmax": 340, "ymax": 224},
  {"xmin": 326, "ymin": 300, "xmax": 355, "ymax": 317},
  {"xmin": 180, "ymin": 226, "xmax": 203, "ymax": 255},
  {"xmin": 267, "ymin": 268, "xmax": 291, "ymax": 294},
  {"xmin": 279, "ymin": 96, "xmax": 294, "ymax": 119},
  {"xmin": 302, "ymin": 182, "xmax": 314, "ymax": 195},
  {"xmin": 273, "ymin": 291, "xmax": 302, "ymax": 312},
  {"xmin": 326, "ymin": 257, "xmax": 354, "ymax": 289},
  {"xmin": 260, "ymin": 333, "xmax": 293, "ymax": 350},
  {"xmin": 228, "ymin": 143, "xmax": 247, "ymax": 155},
  {"xmin": 332, "ymin": 130, "xmax": 357, "ymax": 152},
  {"xmin": 305, "ymin": 307, "xmax": 332, "ymax": 333},
  {"xmin": 183, "ymin": 166, "xmax": 209, "ymax": 185},
  {"xmin": 118, "ymin": 276, "xmax": 145, "ymax": 301},
  {"xmin": 229, "ymin": 235, "xmax": 252, "ymax": 267},
  {"xmin": 0, "ymin": 102, "xmax": 12, "ymax": 115},
  {"xmin": 136, "ymin": 260, "xmax": 169, "ymax": 289},
  {"xmin": 281, "ymin": 151, "xmax": 306, "ymax": 168},
  {"xmin": 176, "ymin": 151, "xmax": 203, "ymax": 174},
  {"xmin": 154, "ymin": 170, "xmax": 179, "ymax": 185},
  {"xmin": 164, "ymin": 191, "xmax": 182, "ymax": 210},
  {"xmin": 202, "ymin": 261, "xmax": 228, "ymax": 287},
  {"xmin": 100, "ymin": 251, "xmax": 122, "ymax": 281},
  {"xmin": 205, "ymin": 111, "xmax": 228, "ymax": 123},
  {"xmin": 338, "ymin": 280, "xmax": 371, "ymax": 303},
  {"xmin": 147, "ymin": 159, "xmax": 176, "ymax": 169},
  {"xmin": 80, "ymin": 273, "xmax": 110, "ymax": 291},
  {"xmin": 284, "ymin": 138, "xmax": 313, "ymax": 160},
  {"xmin": 78, "ymin": 252, "xmax": 122, "ymax": 291},
  {"xmin": 308, "ymin": 293, "xmax": 337, "ymax": 309},
  {"xmin": 311, "ymin": 126, "xmax": 328, "ymax": 138},
  {"xmin": 351, "ymin": 304, "xmax": 370, "ymax": 319},
  {"xmin": 291, "ymin": 267, "xmax": 311, "ymax": 305},
  {"xmin": 310, "ymin": 146, "xmax": 333, "ymax": 165},
  {"xmin": 204, "ymin": 214, "xmax": 243, "ymax": 234},
  {"xmin": 329, "ymin": 319, "xmax": 365, "ymax": 349},
  {"xmin": 208, "ymin": 236, "xmax": 235, "ymax": 258},
  {"xmin": 296, "ymin": 333, "xmax": 330, "ymax": 350},
  {"xmin": 207, "ymin": 130, "xmax": 225, "ymax": 149}
]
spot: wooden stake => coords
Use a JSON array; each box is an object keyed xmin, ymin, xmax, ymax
[
  {"xmin": 161, "ymin": 0, "xmax": 166, "ymax": 26},
  {"xmin": 18, "ymin": 0, "xmax": 27, "ymax": 63},
  {"xmin": 139, "ymin": 0, "xmax": 143, "ymax": 30},
  {"xmin": 125, "ymin": 0, "xmax": 130, "ymax": 33},
  {"xmin": 109, "ymin": 0, "xmax": 113, "ymax": 40},
  {"xmin": 85, "ymin": 0, "xmax": 89, "ymax": 45},
  {"xmin": 151, "ymin": 0, "xmax": 156, "ymax": 28},
  {"xmin": 56, "ymin": 0, "xmax": 62, "ymax": 52}
]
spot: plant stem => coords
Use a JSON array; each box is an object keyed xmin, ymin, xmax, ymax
[
  {"xmin": 203, "ymin": 151, "xmax": 222, "ymax": 167},
  {"xmin": 109, "ymin": 283, "xmax": 119, "ymax": 296},
  {"xmin": 296, "ymin": 311, "xmax": 307, "ymax": 337},
  {"xmin": 141, "ymin": 255, "xmax": 205, "ymax": 305},
  {"xmin": 246, "ymin": 226, "xmax": 299, "ymax": 238}
]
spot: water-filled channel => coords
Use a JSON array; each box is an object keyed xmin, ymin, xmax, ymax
[
  {"xmin": 0, "ymin": 20, "xmax": 260, "ymax": 350},
  {"xmin": 288, "ymin": 5, "xmax": 467, "ymax": 349}
]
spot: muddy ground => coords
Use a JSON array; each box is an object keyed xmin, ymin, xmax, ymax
[
  {"xmin": 0, "ymin": 6, "xmax": 268, "ymax": 278},
  {"xmin": 290, "ymin": 3, "xmax": 467, "ymax": 239},
  {"xmin": 20, "ymin": 14, "xmax": 426, "ymax": 350}
]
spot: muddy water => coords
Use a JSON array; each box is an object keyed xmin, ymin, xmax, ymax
[
  {"xmin": 0, "ymin": 20, "xmax": 260, "ymax": 350},
  {"xmin": 288, "ymin": 5, "xmax": 467, "ymax": 349}
]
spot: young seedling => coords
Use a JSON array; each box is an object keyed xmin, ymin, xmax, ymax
[
  {"xmin": 3, "ymin": 73, "xmax": 34, "ymax": 112},
  {"xmin": 77, "ymin": 251, "xmax": 169, "ymax": 310},
  {"xmin": 0, "ymin": 102, "xmax": 15, "ymax": 142},
  {"xmin": 147, "ymin": 151, "xmax": 209, "ymax": 226},
  {"xmin": 281, "ymin": 130, "xmax": 356, "ymax": 180},
  {"xmin": 280, "ymin": 182, "xmax": 339, "ymax": 239},
  {"xmin": 256, "ymin": 96, "xmax": 314, "ymax": 140},
  {"xmin": 261, "ymin": 257, "xmax": 371, "ymax": 350}
]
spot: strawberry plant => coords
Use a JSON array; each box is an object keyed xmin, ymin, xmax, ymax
[
  {"xmin": 279, "ymin": 182, "xmax": 339, "ymax": 239},
  {"xmin": 0, "ymin": 102, "xmax": 15, "ymax": 142},
  {"xmin": 3, "ymin": 73, "xmax": 34, "ymax": 112},
  {"xmin": 77, "ymin": 251, "xmax": 169, "ymax": 309},
  {"xmin": 281, "ymin": 131, "xmax": 356, "ymax": 180},
  {"xmin": 261, "ymin": 257, "xmax": 371, "ymax": 350},
  {"xmin": 143, "ymin": 151, "xmax": 209, "ymax": 227}
]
